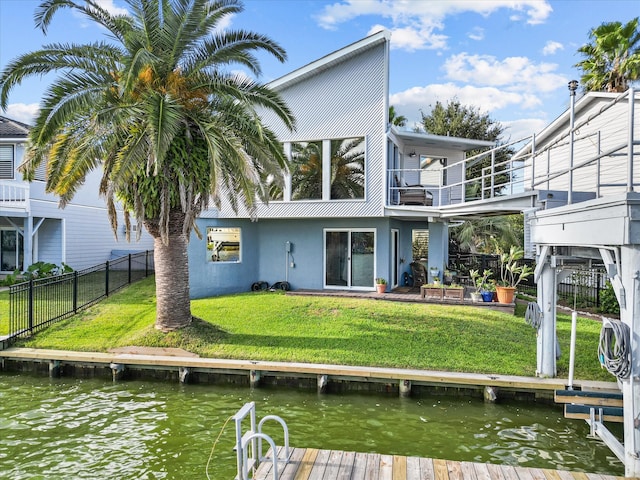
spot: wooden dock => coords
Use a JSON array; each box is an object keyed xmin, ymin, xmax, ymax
[{"xmin": 253, "ymin": 447, "xmax": 627, "ymax": 480}]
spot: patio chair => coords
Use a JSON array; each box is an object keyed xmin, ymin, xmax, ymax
[
  {"xmin": 410, "ymin": 262, "xmax": 428, "ymax": 287},
  {"xmin": 395, "ymin": 176, "xmax": 433, "ymax": 206}
]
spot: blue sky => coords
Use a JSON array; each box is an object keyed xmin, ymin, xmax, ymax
[{"xmin": 1, "ymin": 0, "xmax": 638, "ymax": 141}]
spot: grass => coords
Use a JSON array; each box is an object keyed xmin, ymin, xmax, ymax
[
  {"xmin": 7, "ymin": 276, "xmax": 612, "ymax": 381},
  {"xmin": 0, "ymin": 289, "xmax": 8, "ymax": 336}
]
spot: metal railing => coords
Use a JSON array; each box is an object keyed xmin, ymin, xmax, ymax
[
  {"xmin": 388, "ymin": 89, "xmax": 639, "ymax": 209},
  {"xmin": 7, "ymin": 251, "xmax": 154, "ymax": 342},
  {"xmin": 447, "ymin": 253, "xmax": 606, "ymax": 309}
]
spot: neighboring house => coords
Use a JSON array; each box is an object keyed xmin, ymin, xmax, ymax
[
  {"xmin": 188, "ymin": 31, "xmax": 501, "ymax": 298},
  {"xmin": 0, "ymin": 115, "xmax": 154, "ymax": 274}
]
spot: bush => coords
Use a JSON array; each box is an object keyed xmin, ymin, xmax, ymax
[
  {"xmin": 599, "ymin": 281, "xmax": 620, "ymax": 315},
  {"xmin": 0, "ymin": 262, "xmax": 73, "ymax": 286}
]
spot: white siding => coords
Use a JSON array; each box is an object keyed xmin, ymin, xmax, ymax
[{"xmin": 217, "ymin": 38, "xmax": 388, "ymax": 220}]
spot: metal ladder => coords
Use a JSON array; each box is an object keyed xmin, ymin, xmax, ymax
[{"xmin": 233, "ymin": 402, "xmax": 290, "ymax": 480}]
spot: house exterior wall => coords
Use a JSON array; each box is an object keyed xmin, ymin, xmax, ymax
[
  {"xmin": 526, "ymin": 93, "xmax": 640, "ymax": 197},
  {"xmin": 190, "ymin": 216, "xmax": 401, "ymax": 298},
  {"xmin": 1, "ymin": 130, "xmax": 154, "ymax": 273},
  {"xmin": 214, "ymin": 36, "xmax": 388, "ymax": 221}
]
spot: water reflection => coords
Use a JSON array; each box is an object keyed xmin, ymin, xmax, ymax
[{"xmin": 0, "ymin": 374, "xmax": 623, "ymax": 478}]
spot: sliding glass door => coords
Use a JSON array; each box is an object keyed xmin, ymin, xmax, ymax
[
  {"xmin": 324, "ymin": 229, "xmax": 375, "ymax": 289},
  {"xmin": 0, "ymin": 230, "xmax": 21, "ymax": 273}
]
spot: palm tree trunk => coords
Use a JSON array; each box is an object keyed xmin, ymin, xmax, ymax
[{"xmin": 146, "ymin": 211, "xmax": 192, "ymax": 331}]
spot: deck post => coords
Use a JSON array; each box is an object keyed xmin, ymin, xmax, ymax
[
  {"xmin": 317, "ymin": 374, "xmax": 328, "ymax": 394},
  {"xmin": 619, "ymin": 245, "xmax": 640, "ymax": 477},
  {"xmin": 399, "ymin": 379, "xmax": 411, "ymax": 397},
  {"xmin": 49, "ymin": 360, "xmax": 61, "ymax": 378},
  {"xmin": 179, "ymin": 367, "xmax": 190, "ymax": 384},
  {"xmin": 110, "ymin": 363, "xmax": 125, "ymax": 381},
  {"xmin": 537, "ymin": 256, "xmax": 557, "ymax": 377},
  {"xmin": 250, "ymin": 370, "xmax": 262, "ymax": 388}
]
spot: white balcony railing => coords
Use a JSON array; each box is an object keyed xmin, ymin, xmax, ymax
[
  {"xmin": 388, "ymin": 88, "xmax": 639, "ymax": 209},
  {"xmin": 0, "ymin": 181, "xmax": 29, "ymax": 210}
]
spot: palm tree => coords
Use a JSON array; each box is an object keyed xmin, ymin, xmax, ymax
[
  {"xmin": 0, "ymin": 0, "xmax": 294, "ymax": 331},
  {"xmin": 330, "ymin": 137, "xmax": 364, "ymax": 200},
  {"xmin": 389, "ymin": 105, "xmax": 407, "ymax": 127},
  {"xmin": 575, "ymin": 17, "xmax": 640, "ymax": 92}
]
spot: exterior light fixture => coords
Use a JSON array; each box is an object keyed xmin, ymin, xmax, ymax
[
  {"xmin": 568, "ymin": 80, "xmax": 578, "ymax": 95},
  {"xmin": 408, "ymin": 151, "xmax": 417, "ymax": 158}
]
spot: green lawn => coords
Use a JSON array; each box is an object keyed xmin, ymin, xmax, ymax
[
  {"xmin": 0, "ymin": 289, "xmax": 8, "ymax": 336},
  {"xmin": 9, "ymin": 276, "xmax": 612, "ymax": 381}
]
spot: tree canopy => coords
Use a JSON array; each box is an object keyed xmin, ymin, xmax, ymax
[
  {"xmin": 0, "ymin": 0, "xmax": 294, "ymax": 331},
  {"xmin": 575, "ymin": 17, "xmax": 640, "ymax": 92}
]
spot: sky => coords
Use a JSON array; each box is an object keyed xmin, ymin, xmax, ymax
[{"xmin": 0, "ymin": 0, "xmax": 638, "ymax": 141}]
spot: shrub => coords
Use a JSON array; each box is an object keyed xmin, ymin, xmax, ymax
[{"xmin": 599, "ymin": 280, "xmax": 620, "ymax": 315}]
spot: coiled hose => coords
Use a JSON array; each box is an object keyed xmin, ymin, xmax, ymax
[
  {"xmin": 598, "ymin": 319, "xmax": 631, "ymax": 379},
  {"xmin": 525, "ymin": 302, "xmax": 542, "ymax": 330}
]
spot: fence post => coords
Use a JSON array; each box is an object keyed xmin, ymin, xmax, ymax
[
  {"xmin": 145, "ymin": 250, "xmax": 149, "ymax": 277},
  {"xmin": 73, "ymin": 271, "xmax": 78, "ymax": 313},
  {"xmin": 105, "ymin": 260, "xmax": 110, "ymax": 297},
  {"xmin": 128, "ymin": 254, "xmax": 132, "ymax": 284},
  {"xmin": 28, "ymin": 279, "xmax": 34, "ymax": 334},
  {"xmin": 596, "ymin": 271, "xmax": 601, "ymax": 308}
]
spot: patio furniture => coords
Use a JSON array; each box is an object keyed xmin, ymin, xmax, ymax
[
  {"xmin": 395, "ymin": 176, "xmax": 433, "ymax": 206},
  {"xmin": 410, "ymin": 261, "xmax": 428, "ymax": 287}
]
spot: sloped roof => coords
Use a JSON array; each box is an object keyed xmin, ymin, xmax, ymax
[
  {"xmin": 268, "ymin": 30, "xmax": 390, "ymax": 91},
  {"xmin": 0, "ymin": 115, "xmax": 30, "ymax": 138}
]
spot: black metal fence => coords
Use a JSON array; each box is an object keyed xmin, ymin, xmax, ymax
[
  {"xmin": 8, "ymin": 251, "xmax": 154, "ymax": 342},
  {"xmin": 447, "ymin": 253, "xmax": 606, "ymax": 309}
]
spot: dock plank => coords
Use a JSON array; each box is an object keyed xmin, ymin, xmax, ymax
[
  {"xmin": 306, "ymin": 449, "xmax": 330, "ymax": 480},
  {"xmin": 350, "ymin": 452, "xmax": 369, "ymax": 480},
  {"xmin": 406, "ymin": 456, "xmax": 421, "ymax": 480},
  {"xmin": 293, "ymin": 447, "xmax": 318, "ymax": 480},
  {"xmin": 434, "ymin": 459, "xmax": 449, "ymax": 480},
  {"xmin": 250, "ymin": 447, "xmax": 629, "ymax": 480},
  {"xmin": 336, "ymin": 450, "xmax": 355, "ymax": 480},
  {"xmin": 419, "ymin": 457, "xmax": 436, "ymax": 480},
  {"xmin": 379, "ymin": 454, "xmax": 394, "ymax": 480}
]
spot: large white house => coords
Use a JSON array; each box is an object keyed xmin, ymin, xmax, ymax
[{"xmin": 0, "ymin": 115, "xmax": 154, "ymax": 274}]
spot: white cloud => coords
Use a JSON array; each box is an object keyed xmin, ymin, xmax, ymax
[
  {"xmin": 443, "ymin": 52, "xmax": 567, "ymax": 94},
  {"xmin": 369, "ymin": 25, "xmax": 447, "ymax": 51},
  {"xmin": 467, "ymin": 27, "xmax": 484, "ymax": 41},
  {"xmin": 2, "ymin": 104, "xmax": 39, "ymax": 125},
  {"xmin": 502, "ymin": 118, "xmax": 549, "ymax": 141},
  {"xmin": 542, "ymin": 40, "xmax": 563, "ymax": 56},
  {"xmin": 95, "ymin": 0, "xmax": 129, "ymax": 16},
  {"xmin": 317, "ymin": 1, "xmax": 552, "ymax": 49}
]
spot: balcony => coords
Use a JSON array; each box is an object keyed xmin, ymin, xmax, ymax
[{"xmin": 0, "ymin": 181, "xmax": 29, "ymax": 212}]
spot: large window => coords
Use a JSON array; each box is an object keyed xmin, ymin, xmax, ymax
[
  {"xmin": 330, "ymin": 137, "xmax": 365, "ymax": 200},
  {"xmin": 291, "ymin": 141, "xmax": 322, "ymax": 200},
  {"xmin": 207, "ymin": 227, "xmax": 241, "ymax": 263},
  {"xmin": 0, "ymin": 145, "xmax": 14, "ymax": 179},
  {"xmin": 290, "ymin": 137, "xmax": 365, "ymax": 201}
]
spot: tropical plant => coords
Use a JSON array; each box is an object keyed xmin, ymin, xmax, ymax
[
  {"xmin": 469, "ymin": 268, "xmax": 493, "ymax": 294},
  {"xmin": 375, "ymin": 277, "xmax": 387, "ymax": 285},
  {"xmin": 330, "ymin": 137, "xmax": 365, "ymax": 200},
  {"xmin": 291, "ymin": 141, "xmax": 322, "ymax": 200},
  {"xmin": 0, "ymin": 0, "xmax": 294, "ymax": 331},
  {"xmin": 575, "ymin": 17, "xmax": 640, "ymax": 93},
  {"xmin": 450, "ymin": 215, "xmax": 523, "ymax": 254},
  {"xmin": 418, "ymin": 99, "xmax": 513, "ymax": 197},
  {"xmin": 389, "ymin": 105, "xmax": 407, "ymax": 127},
  {"xmin": 497, "ymin": 246, "xmax": 533, "ymax": 288}
]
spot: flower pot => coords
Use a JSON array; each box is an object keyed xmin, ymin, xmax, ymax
[
  {"xmin": 496, "ymin": 286, "xmax": 516, "ymax": 304},
  {"xmin": 376, "ymin": 284, "xmax": 386, "ymax": 294},
  {"xmin": 470, "ymin": 292, "xmax": 482, "ymax": 303},
  {"xmin": 480, "ymin": 291, "xmax": 494, "ymax": 302}
]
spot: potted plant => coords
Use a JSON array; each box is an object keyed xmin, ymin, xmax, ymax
[
  {"xmin": 421, "ymin": 282, "xmax": 443, "ymax": 300},
  {"xmin": 375, "ymin": 277, "xmax": 387, "ymax": 294},
  {"xmin": 469, "ymin": 269, "xmax": 492, "ymax": 302},
  {"xmin": 496, "ymin": 246, "xmax": 534, "ymax": 304},
  {"xmin": 443, "ymin": 282, "xmax": 464, "ymax": 300}
]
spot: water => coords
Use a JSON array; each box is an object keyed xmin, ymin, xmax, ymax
[{"xmin": 0, "ymin": 373, "xmax": 623, "ymax": 479}]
